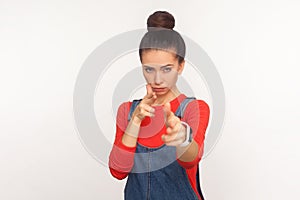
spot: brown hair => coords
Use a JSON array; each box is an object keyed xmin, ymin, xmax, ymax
[
  {"xmin": 139, "ymin": 11, "xmax": 186, "ymax": 64},
  {"xmin": 147, "ymin": 11, "xmax": 175, "ymax": 31}
]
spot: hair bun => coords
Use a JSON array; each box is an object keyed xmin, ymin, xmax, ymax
[{"xmin": 147, "ymin": 11, "xmax": 175, "ymax": 31}]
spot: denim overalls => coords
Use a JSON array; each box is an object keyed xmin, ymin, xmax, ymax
[{"xmin": 125, "ymin": 97, "xmax": 205, "ymax": 200}]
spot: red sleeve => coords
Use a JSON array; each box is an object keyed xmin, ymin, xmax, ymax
[
  {"xmin": 176, "ymin": 100, "xmax": 210, "ymax": 169},
  {"xmin": 108, "ymin": 102, "xmax": 137, "ymax": 180}
]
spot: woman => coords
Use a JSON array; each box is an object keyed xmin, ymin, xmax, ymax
[{"xmin": 109, "ymin": 11, "xmax": 210, "ymax": 200}]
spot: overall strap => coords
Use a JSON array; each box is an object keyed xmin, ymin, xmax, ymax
[
  {"xmin": 127, "ymin": 99, "xmax": 142, "ymax": 121},
  {"xmin": 174, "ymin": 97, "xmax": 196, "ymax": 118}
]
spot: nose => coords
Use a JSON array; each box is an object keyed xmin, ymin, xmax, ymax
[{"xmin": 154, "ymin": 71, "xmax": 163, "ymax": 85}]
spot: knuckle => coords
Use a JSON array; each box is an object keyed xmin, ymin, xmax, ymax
[{"xmin": 145, "ymin": 105, "xmax": 151, "ymax": 111}]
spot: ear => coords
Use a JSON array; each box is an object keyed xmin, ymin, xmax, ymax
[{"xmin": 177, "ymin": 60, "xmax": 185, "ymax": 75}]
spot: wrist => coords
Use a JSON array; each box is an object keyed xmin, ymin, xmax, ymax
[
  {"xmin": 132, "ymin": 114, "xmax": 142, "ymax": 124},
  {"xmin": 179, "ymin": 121, "xmax": 193, "ymax": 147},
  {"xmin": 124, "ymin": 113, "xmax": 142, "ymax": 139}
]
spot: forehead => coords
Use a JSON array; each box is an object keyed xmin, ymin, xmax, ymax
[{"xmin": 142, "ymin": 49, "xmax": 177, "ymax": 66}]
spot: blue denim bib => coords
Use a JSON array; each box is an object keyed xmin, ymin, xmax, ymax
[{"xmin": 125, "ymin": 97, "xmax": 205, "ymax": 200}]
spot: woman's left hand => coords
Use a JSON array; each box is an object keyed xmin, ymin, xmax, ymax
[{"xmin": 161, "ymin": 102, "xmax": 187, "ymax": 146}]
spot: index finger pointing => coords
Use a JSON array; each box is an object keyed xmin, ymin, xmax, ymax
[
  {"xmin": 145, "ymin": 83, "xmax": 154, "ymax": 98},
  {"xmin": 163, "ymin": 102, "xmax": 172, "ymax": 118}
]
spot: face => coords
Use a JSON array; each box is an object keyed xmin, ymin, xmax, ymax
[{"xmin": 141, "ymin": 49, "xmax": 185, "ymax": 96}]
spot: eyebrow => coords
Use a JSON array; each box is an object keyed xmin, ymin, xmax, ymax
[{"xmin": 143, "ymin": 64, "xmax": 174, "ymax": 68}]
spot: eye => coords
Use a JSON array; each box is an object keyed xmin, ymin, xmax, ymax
[
  {"xmin": 163, "ymin": 67, "xmax": 171, "ymax": 72},
  {"xmin": 145, "ymin": 67, "xmax": 153, "ymax": 73}
]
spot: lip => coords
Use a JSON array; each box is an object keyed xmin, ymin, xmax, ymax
[{"xmin": 153, "ymin": 87, "xmax": 166, "ymax": 92}]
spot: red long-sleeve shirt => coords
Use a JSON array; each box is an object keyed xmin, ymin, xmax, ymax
[{"xmin": 109, "ymin": 93, "xmax": 210, "ymax": 199}]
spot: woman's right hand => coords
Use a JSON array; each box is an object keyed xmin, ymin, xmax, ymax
[{"xmin": 132, "ymin": 83, "xmax": 157, "ymax": 123}]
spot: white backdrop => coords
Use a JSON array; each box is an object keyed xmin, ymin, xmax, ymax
[{"xmin": 1, "ymin": 0, "xmax": 299, "ymax": 199}]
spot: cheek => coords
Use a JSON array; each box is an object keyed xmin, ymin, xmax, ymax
[
  {"xmin": 143, "ymin": 72, "xmax": 153, "ymax": 82},
  {"xmin": 164, "ymin": 72, "xmax": 178, "ymax": 85}
]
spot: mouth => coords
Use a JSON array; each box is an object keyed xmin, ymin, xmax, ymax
[{"xmin": 152, "ymin": 87, "xmax": 167, "ymax": 92}]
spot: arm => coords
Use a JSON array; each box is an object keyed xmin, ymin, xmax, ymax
[
  {"xmin": 176, "ymin": 100, "xmax": 210, "ymax": 168},
  {"xmin": 109, "ymin": 84, "xmax": 157, "ymax": 179},
  {"xmin": 108, "ymin": 102, "xmax": 142, "ymax": 180}
]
